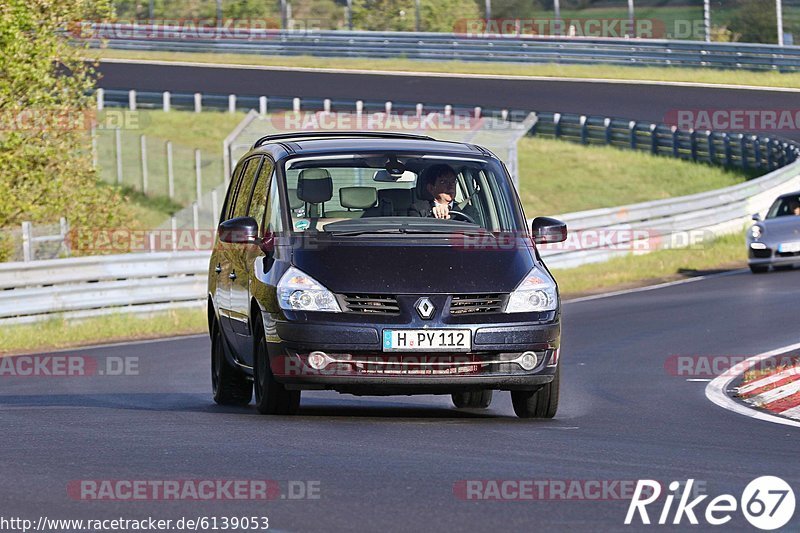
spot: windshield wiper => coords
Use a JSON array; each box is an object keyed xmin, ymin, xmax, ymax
[{"xmin": 329, "ymin": 226, "xmax": 488, "ymax": 236}]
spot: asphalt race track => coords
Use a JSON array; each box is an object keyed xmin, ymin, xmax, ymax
[
  {"xmin": 96, "ymin": 60, "xmax": 800, "ymax": 142},
  {"xmin": 3, "ymin": 268, "xmax": 799, "ymax": 531}
]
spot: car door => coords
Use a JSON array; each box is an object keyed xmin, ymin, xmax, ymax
[
  {"xmin": 229, "ymin": 158, "xmax": 274, "ymax": 363},
  {"xmin": 216, "ymin": 156, "xmax": 262, "ymax": 348}
]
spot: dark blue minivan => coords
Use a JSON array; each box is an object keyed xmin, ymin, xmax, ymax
[{"xmin": 208, "ymin": 132, "xmax": 567, "ymax": 418}]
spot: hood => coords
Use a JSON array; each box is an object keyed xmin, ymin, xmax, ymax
[
  {"xmin": 760, "ymin": 216, "xmax": 800, "ymax": 242},
  {"xmin": 291, "ymin": 237, "xmax": 536, "ymax": 294}
]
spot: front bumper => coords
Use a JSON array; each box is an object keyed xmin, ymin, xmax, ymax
[
  {"xmin": 266, "ymin": 319, "xmax": 560, "ymax": 394},
  {"xmin": 748, "ymin": 243, "xmax": 800, "ymax": 267}
]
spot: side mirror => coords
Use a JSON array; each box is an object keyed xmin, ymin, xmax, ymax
[
  {"xmin": 751, "ymin": 213, "xmax": 762, "ymax": 222},
  {"xmin": 532, "ymin": 217, "xmax": 568, "ymax": 244},
  {"xmin": 218, "ymin": 216, "xmax": 259, "ymax": 245}
]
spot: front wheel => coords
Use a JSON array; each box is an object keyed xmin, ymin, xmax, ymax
[
  {"xmin": 452, "ymin": 390, "xmax": 493, "ymax": 409},
  {"xmin": 211, "ymin": 321, "xmax": 252, "ymax": 405},
  {"xmin": 511, "ymin": 367, "xmax": 559, "ymax": 419},
  {"xmin": 253, "ymin": 316, "xmax": 300, "ymax": 415}
]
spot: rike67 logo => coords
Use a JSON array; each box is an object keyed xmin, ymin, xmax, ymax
[{"xmin": 625, "ymin": 477, "xmax": 795, "ymax": 530}]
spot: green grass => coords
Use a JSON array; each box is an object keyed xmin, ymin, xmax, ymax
[
  {"xmin": 517, "ymin": 137, "xmax": 748, "ymax": 216},
  {"xmin": 0, "ymin": 308, "xmax": 207, "ymax": 355},
  {"xmin": 95, "ymin": 49, "xmax": 800, "ymax": 90},
  {"xmin": 553, "ymin": 232, "xmax": 745, "ymax": 297}
]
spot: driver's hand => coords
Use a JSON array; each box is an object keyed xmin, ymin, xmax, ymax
[{"xmin": 432, "ymin": 204, "xmax": 450, "ymax": 219}]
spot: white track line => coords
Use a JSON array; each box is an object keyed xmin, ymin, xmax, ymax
[
  {"xmin": 738, "ymin": 365, "xmax": 800, "ymax": 395},
  {"xmin": 706, "ymin": 342, "xmax": 800, "ymax": 428},
  {"xmin": 779, "ymin": 405, "xmax": 800, "ymax": 418},
  {"xmin": 97, "ymin": 58, "xmax": 800, "ymax": 94},
  {"xmin": 2, "ymin": 334, "xmax": 207, "ymax": 358},
  {"xmin": 747, "ymin": 379, "xmax": 800, "ymax": 406}
]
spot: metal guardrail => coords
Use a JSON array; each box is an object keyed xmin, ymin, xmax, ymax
[{"xmin": 86, "ymin": 26, "xmax": 800, "ymax": 71}]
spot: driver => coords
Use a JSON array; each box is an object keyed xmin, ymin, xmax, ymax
[
  {"xmin": 790, "ymin": 198, "xmax": 800, "ymax": 216},
  {"xmin": 410, "ymin": 164, "xmax": 479, "ymax": 222}
]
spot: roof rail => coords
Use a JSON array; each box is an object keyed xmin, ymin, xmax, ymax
[{"xmin": 252, "ymin": 131, "xmax": 435, "ymax": 148}]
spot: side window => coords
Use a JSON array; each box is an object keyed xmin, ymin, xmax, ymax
[
  {"xmin": 265, "ymin": 167, "xmax": 284, "ymax": 233},
  {"xmin": 221, "ymin": 160, "xmax": 246, "ymax": 222},
  {"xmin": 231, "ymin": 157, "xmax": 262, "ymax": 219},
  {"xmin": 247, "ymin": 158, "xmax": 274, "ymax": 230}
]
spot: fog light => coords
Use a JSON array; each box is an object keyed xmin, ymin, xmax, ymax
[
  {"xmin": 519, "ymin": 351, "xmax": 538, "ymax": 371},
  {"xmin": 307, "ymin": 351, "xmax": 329, "ymax": 370}
]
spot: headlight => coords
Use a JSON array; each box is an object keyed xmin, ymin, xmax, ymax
[
  {"xmin": 504, "ymin": 265, "xmax": 558, "ymax": 313},
  {"xmin": 277, "ymin": 267, "xmax": 341, "ymax": 313},
  {"xmin": 750, "ymin": 225, "xmax": 762, "ymax": 239}
]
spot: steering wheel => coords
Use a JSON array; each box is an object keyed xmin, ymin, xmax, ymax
[{"xmin": 448, "ymin": 210, "xmax": 477, "ymax": 224}]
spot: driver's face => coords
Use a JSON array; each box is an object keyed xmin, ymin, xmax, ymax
[{"xmin": 427, "ymin": 173, "xmax": 457, "ymax": 203}]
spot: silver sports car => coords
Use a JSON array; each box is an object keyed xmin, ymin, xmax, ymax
[{"xmin": 747, "ymin": 191, "xmax": 800, "ymax": 273}]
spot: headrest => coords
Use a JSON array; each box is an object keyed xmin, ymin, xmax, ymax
[
  {"xmin": 378, "ymin": 188, "xmax": 414, "ymax": 209},
  {"xmin": 286, "ymin": 188, "xmax": 303, "ymax": 210},
  {"xmin": 340, "ymin": 187, "xmax": 377, "ymax": 209},
  {"xmin": 297, "ymin": 168, "xmax": 333, "ymax": 204}
]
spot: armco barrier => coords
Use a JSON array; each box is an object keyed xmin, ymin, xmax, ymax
[{"xmin": 82, "ymin": 27, "xmax": 800, "ymax": 71}]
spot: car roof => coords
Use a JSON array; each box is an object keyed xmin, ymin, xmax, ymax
[
  {"xmin": 778, "ymin": 190, "xmax": 800, "ymax": 199},
  {"xmin": 251, "ymin": 133, "xmax": 492, "ymax": 159}
]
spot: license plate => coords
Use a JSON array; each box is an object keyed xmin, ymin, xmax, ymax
[
  {"xmin": 778, "ymin": 242, "xmax": 800, "ymax": 253},
  {"xmin": 382, "ymin": 329, "xmax": 471, "ymax": 352}
]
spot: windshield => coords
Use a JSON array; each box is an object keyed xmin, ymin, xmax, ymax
[
  {"xmin": 282, "ymin": 153, "xmax": 525, "ymax": 234},
  {"xmin": 766, "ymin": 194, "xmax": 800, "ymax": 219}
]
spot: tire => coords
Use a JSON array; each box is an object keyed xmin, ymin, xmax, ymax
[
  {"xmin": 253, "ymin": 316, "xmax": 300, "ymax": 415},
  {"xmin": 511, "ymin": 367, "xmax": 560, "ymax": 419},
  {"xmin": 749, "ymin": 265, "xmax": 769, "ymax": 274},
  {"xmin": 452, "ymin": 390, "xmax": 493, "ymax": 409},
  {"xmin": 211, "ymin": 321, "xmax": 252, "ymax": 405}
]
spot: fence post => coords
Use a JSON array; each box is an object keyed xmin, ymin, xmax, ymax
[
  {"xmin": 96, "ymin": 88, "xmax": 104, "ymax": 111},
  {"xmin": 580, "ymin": 115, "xmax": 588, "ymax": 145},
  {"xmin": 386, "ymin": 101, "xmax": 394, "ymax": 115},
  {"xmin": 163, "ymin": 91, "xmax": 171, "ymax": 112},
  {"xmin": 356, "ymin": 100, "xmax": 364, "ymax": 117},
  {"xmin": 603, "ymin": 117, "xmax": 612, "ymax": 145},
  {"xmin": 293, "ymin": 97, "xmax": 301, "ymax": 113},
  {"xmin": 194, "ymin": 92, "xmax": 202, "ymax": 113},
  {"xmin": 115, "ymin": 127, "xmax": 123, "ymax": 185},
  {"xmin": 259, "ymin": 96, "xmax": 268, "ymax": 116},
  {"xmin": 706, "ymin": 131, "xmax": 716, "ymax": 164},
  {"xmin": 553, "ymin": 113, "xmax": 562, "ymax": 138},
  {"xmin": 21, "ymin": 221, "xmax": 33, "ymax": 262},
  {"xmin": 444, "ymin": 104, "xmax": 452, "ymax": 117},
  {"xmin": 501, "ymin": 109, "xmax": 509, "ymax": 121},
  {"xmin": 192, "ymin": 202, "xmax": 200, "ymax": 232},
  {"xmin": 166, "ymin": 141, "xmax": 175, "ymax": 200},
  {"xmin": 60, "ymin": 217, "xmax": 70, "ymax": 257},
  {"xmin": 650, "ymin": 123, "xmax": 658, "ymax": 155},
  {"xmin": 474, "ymin": 106, "xmax": 482, "ymax": 119},
  {"xmin": 170, "ymin": 216, "xmax": 178, "ymax": 252},
  {"xmin": 323, "ymin": 99, "xmax": 331, "ymax": 113},
  {"xmin": 740, "ymin": 134, "xmax": 749, "ymax": 170},
  {"xmin": 416, "ymin": 103, "xmax": 423, "ymax": 117},
  {"xmin": 753, "ymin": 136, "xmax": 762, "ymax": 170},
  {"xmin": 671, "ymin": 126, "xmax": 679, "ymax": 157},
  {"xmin": 91, "ymin": 123, "xmax": 98, "ymax": 169},
  {"xmin": 211, "ymin": 189, "xmax": 220, "ymax": 227},
  {"xmin": 195, "ymin": 149, "xmax": 203, "ymax": 207},
  {"xmin": 689, "ymin": 129, "xmax": 698, "ymax": 160},
  {"xmin": 140, "ymin": 134, "xmax": 148, "ymax": 195},
  {"xmin": 766, "ymin": 138, "xmax": 774, "ymax": 170},
  {"xmin": 629, "ymin": 121, "xmax": 637, "ymax": 150},
  {"xmin": 128, "ymin": 89, "xmax": 136, "ymax": 111},
  {"xmin": 228, "ymin": 94, "xmax": 236, "ymax": 114}
]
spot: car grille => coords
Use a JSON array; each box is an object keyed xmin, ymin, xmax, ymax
[
  {"xmin": 752, "ymin": 248, "xmax": 772, "ymax": 259},
  {"xmin": 449, "ymin": 294, "xmax": 505, "ymax": 315},
  {"xmin": 341, "ymin": 294, "xmax": 400, "ymax": 316}
]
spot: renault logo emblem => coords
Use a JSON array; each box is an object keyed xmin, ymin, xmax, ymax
[{"xmin": 415, "ymin": 297, "xmax": 435, "ymax": 319}]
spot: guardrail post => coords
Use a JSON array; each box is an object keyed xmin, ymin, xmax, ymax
[
  {"xmin": 501, "ymin": 109, "xmax": 508, "ymax": 121},
  {"xmin": 170, "ymin": 216, "xmax": 178, "ymax": 252},
  {"xmin": 474, "ymin": 107, "xmax": 482, "ymax": 119},
  {"xmin": 386, "ymin": 101, "xmax": 394, "ymax": 115},
  {"xmin": 753, "ymin": 136, "xmax": 762, "ymax": 170},
  {"xmin": 194, "ymin": 92, "xmax": 202, "ymax": 113},
  {"xmin": 140, "ymin": 134, "xmax": 148, "ymax": 195},
  {"xmin": 444, "ymin": 104, "xmax": 452, "ymax": 117},
  {"xmin": 723, "ymin": 133, "xmax": 732, "ymax": 166},
  {"xmin": 671, "ymin": 126, "xmax": 679, "ymax": 157},
  {"xmin": 629, "ymin": 121, "xmax": 637, "ymax": 149},
  {"xmin": 766, "ymin": 138, "xmax": 774, "ymax": 170},
  {"xmin": 128, "ymin": 90, "xmax": 136, "ymax": 111},
  {"xmin": 166, "ymin": 141, "xmax": 175, "ymax": 200},
  {"xmin": 96, "ymin": 88, "xmax": 104, "ymax": 111},
  {"xmin": 259, "ymin": 96, "xmax": 268, "ymax": 116},
  {"xmin": 689, "ymin": 129, "xmax": 698, "ymax": 161},
  {"xmin": 649, "ymin": 124, "xmax": 658, "ymax": 155},
  {"xmin": 740, "ymin": 135, "xmax": 749, "ymax": 170},
  {"xmin": 579, "ymin": 115, "xmax": 588, "ymax": 145},
  {"xmin": 228, "ymin": 94, "xmax": 236, "ymax": 114},
  {"xmin": 115, "ymin": 127, "xmax": 123, "ymax": 185},
  {"xmin": 293, "ymin": 98, "xmax": 301, "ymax": 113},
  {"xmin": 553, "ymin": 113, "xmax": 562, "ymax": 138},
  {"xmin": 163, "ymin": 91, "xmax": 171, "ymax": 112},
  {"xmin": 356, "ymin": 100, "xmax": 363, "ymax": 117},
  {"xmin": 706, "ymin": 131, "xmax": 716, "ymax": 164},
  {"xmin": 603, "ymin": 118, "xmax": 612, "ymax": 145},
  {"xmin": 192, "ymin": 202, "xmax": 200, "ymax": 232},
  {"xmin": 416, "ymin": 103, "xmax": 423, "ymax": 118},
  {"xmin": 195, "ymin": 149, "xmax": 203, "ymax": 208},
  {"xmin": 323, "ymin": 99, "xmax": 331, "ymax": 113}
]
